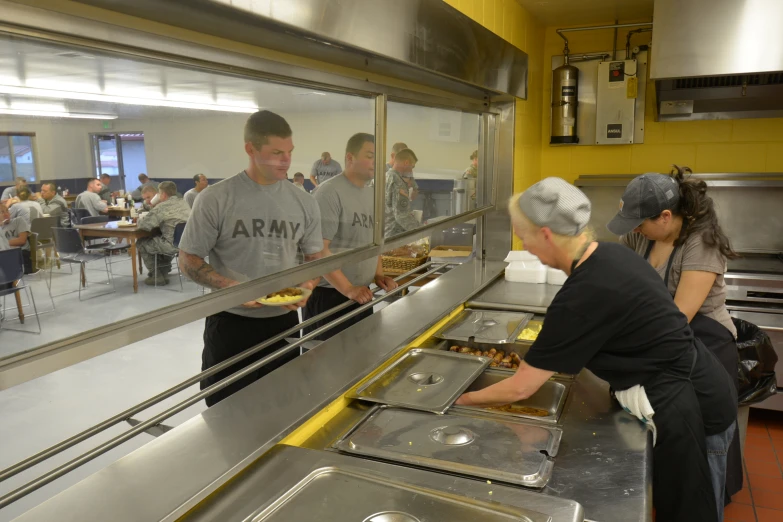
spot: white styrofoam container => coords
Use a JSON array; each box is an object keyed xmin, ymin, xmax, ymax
[
  {"xmin": 546, "ymin": 267, "xmax": 568, "ymax": 285},
  {"xmin": 506, "ymin": 262, "xmax": 547, "ymax": 283}
]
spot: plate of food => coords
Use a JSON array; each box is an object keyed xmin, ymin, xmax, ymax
[{"xmin": 256, "ymin": 287, "xmax": 311, "ymax": 306}]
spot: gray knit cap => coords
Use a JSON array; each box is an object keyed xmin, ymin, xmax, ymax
[{"xmin": 517, "ymin": 177, "xmax": 591, "ymax": 236}]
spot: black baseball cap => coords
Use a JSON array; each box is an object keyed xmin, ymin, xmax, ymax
[{"xmin": 606, "ymin": 174, "xmax": 680, "ymax": 236}]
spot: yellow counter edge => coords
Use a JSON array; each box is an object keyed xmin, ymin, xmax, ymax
[{"xmin": 279, "ymin": 304, "xmax": 466, "ymax": 447}]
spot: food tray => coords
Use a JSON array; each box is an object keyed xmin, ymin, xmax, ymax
[
  {"xmin": 451, "ymin": 370, "xmax": 571, "ymax": 424},
  {"xmin": 347, "ymin": 348, "xmax": 491, "ymax": 414},
  {"xmin": 435, "ymin": 309, "xmax": 532, "ymax": 344},
  {"xmin": 334, "ymin": 406, "xmax": 562, "ymax": 488}
]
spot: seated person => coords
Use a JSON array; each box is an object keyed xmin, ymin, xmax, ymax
[
  {"xmin": 131, "ymin": 173, "xmax": 159, "ymax": 200},
  {"xmin": 292, "ymin": 172, "xmax": 307, "ymax": 191},
  {"xmin": 1, "ymin": 177, "xmax": 27, "ymax": 202},
  {"xmin": 136, "ymin": 181, "xmax": 190, "ymax": 285},
  {"xmin": 98, "ymin": 173, "xmax": 115, "ymax": 203},
  {"xmin": 184, "ymin": 174, "xmax": 209, "ymax": 208},
  {"xmin": 9, "ymin": 187, "xmax": 44, "ymax": 221},
  {"xmin": 140, "ymin": 185, "xmax": 158, "ymax": 211},
  {"xmin": 38, "ymin": 182, "xmax": 69, "ymax": 227},
  {"xmin": 75, "ymin": 179, "xmax": 109, "ymax": 217},
  {"xmin": 0, "ymin": 202, "xmax": 32, "ymax": 273}
]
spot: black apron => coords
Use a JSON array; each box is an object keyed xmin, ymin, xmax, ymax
[{"xmin": 644, "ymin": 241, "xmax": 743, "ymax": 501}]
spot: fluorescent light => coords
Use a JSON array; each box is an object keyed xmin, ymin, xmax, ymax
[
  {"xmin": 0, "ymin": 84, "xmax": 259, "ymax": 114},
  {"xmin": 0, "ymin": 108, "xmax": 118, "ymax": 119}
]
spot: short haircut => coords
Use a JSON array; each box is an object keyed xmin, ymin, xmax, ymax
[
  {"xmin": 321, "ymin": 151, "xmax": 330, "ymax": 159},
  {"xmin": 141, "ymin": 185, "xmax": 157, "ymax": 195},
  {"xmin": 100, "ymin": 173, "xmax": 111, "ymax": 180},
  {"xmin": 41, "ymin": 182, "xmax": 57, "ymax": 192},
  {"xmin": 391, "ymin": 142, "xmax": 408, "ymax": 155},
  {"xmin": 17, "ymin": 187, "xmax": 31, "ymax": 200},
  {"xmin": 395, "ymin": 148, "xmax": 418, "ymax": 164},
  {"xmin": 193, "ymin": 173, "xmax": 205, "ymax": 184},
  {"xmin": 87, "ymin": 178, "xmax": 99, "ymax": 189},
  {"xmin": 293, "ymin": 172, "xmax": 304, "ymax": 180},
  {"xmin": 470, "ymin": 149, "xmax": 478, "ymax": 160},
  {"xmin": 346, "ymin": 133, "xmax": 374, "ymax": 158},
  {"xmin": 159, "ymin": 181, "xmax": 177, "ymax": 197},
  {"xmin": 244, "ymin": 110, "xmax": 292, "ymax": 148}
]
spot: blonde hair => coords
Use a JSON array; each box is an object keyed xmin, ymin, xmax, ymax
[{"xmin": 508, "ymin": 193, "xmax": 595, "ymax": 261}]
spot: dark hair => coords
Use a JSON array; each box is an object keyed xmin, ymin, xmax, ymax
[
  {"xmin": 669, "ymin": 165, "xmax": 737, "ymax": 258},
  {"xmin": 193, "ymin": 173, "xmax": 204, "ymax": 184},
  {"xmin": 87, "ymin": 178, "xmax": 99, "ymax": 189},
  {"xmin": 395, "ymin": 148, "xmax": 418, "ymax": 163},
  {"xmin": 100, "ymin": 173, "xmax": 111, "ymax": 180},
  {"xmin": 293, "ymin": 172, "xmax": 304, "ymax": 179},
  {"xmin": 17, "ymin": 186, "xmax": 31, "ymax": 200},
  {"xmin": 346, "ymin": 133, "xmax": 374, "ymax": 158},
  {"xmin": 244, "ymin": 110, "xmax": 292, "ymax": 148},
  {"xmin": 41, "ymin": 182, "xmax": 57, "ymax": 192}
]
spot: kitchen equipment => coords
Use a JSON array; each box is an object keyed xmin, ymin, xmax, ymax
[
  {"xmin": 595, "ymin": 59, "xmax": 637, "ymax": 145},
  {"xmin": 435, "ymin": 309, "xmax": 532, "ymax": 344},
  {"xmin": 334, "ymin": 406, "xmax": 562, "ymax": 488},
  {"xmin": 348, "ymin": 349, "xmax": 490, "ymax": 414},
  {"xmin": 551, "ymin": 60, "xmax": 579, "ymax": 144},
  {"xmin": 451, "ymin": 370, "xmax": 571, "ymax": 424},
  {"xmin": 430, "ymin": 245, "xmax": 474, "ymax": 264}
]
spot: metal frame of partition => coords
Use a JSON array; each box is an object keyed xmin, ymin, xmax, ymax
[{"xmin": 0, "ymin": 1, "xmax": 510, "ymax": 390}]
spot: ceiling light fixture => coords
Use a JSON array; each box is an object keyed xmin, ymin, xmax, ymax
[
  {"xmin": 0, "ymin": 108, "xmax": 118, "ymax": 119},
  {"xmin": 0, "ymin": 85, "xmax": 259, "ymax": 114}
]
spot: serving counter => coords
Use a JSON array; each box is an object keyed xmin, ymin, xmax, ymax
[{"xmin": 14, "ymin": 263, "xmax": 652, "ymax": 522}]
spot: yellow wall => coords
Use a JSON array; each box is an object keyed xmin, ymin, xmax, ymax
[
  {"xmin": 539, "ymin": 24, "xmax": 783, "ymax": 183},
  {"xmin": 443, "ymin": 0, "xmax": 545, "ymax": 250}
]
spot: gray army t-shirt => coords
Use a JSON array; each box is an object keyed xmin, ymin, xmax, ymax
[
  {"xmin": 1, "ymin": 217, "xmax": 31, "ymax": 250},
  {"xmin": 75, "ymin": 191, "xmax": 108, "ymax": 217},
  {"xmin": 623, "ymin": 232, "xmax": 737, "ymax": 338},
  {"xmin": 179, "ymin": 171, "xmax": 323, "ymax": 318},
  {"xmin": 315, "ymin": 174, "xmax": 376, "ymax": 288},
  {"xmin": 310, "ymin": 159, "xmax": 342, "ymax": 185},
  {"xmin": 184, "ymin": 188, "xmax": 199, "ymax": 208}
]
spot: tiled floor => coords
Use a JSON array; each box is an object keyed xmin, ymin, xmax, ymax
[{"xmin": 725, "ymin": 409, "xmax": 783, "ymax": 522}]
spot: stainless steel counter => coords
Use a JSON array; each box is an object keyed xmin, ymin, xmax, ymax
[
  {"xmin": 13, "ymin": 262, "xmax": 652, "ymax": 522},
  {"xmin": 467, "ymin": 278, "xmax": 564, "ymax": 313}
]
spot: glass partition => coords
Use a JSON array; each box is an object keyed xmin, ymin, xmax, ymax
[
  {"xmin": 0, "ymin": 33, "xmax": 376, "ymax": 359},
  {"xmin": 384, "ymin": 101, "xmax": 482, "ymax": 241}
]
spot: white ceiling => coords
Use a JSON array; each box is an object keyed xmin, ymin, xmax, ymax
[
  {"xmin": 0, "ymin": 34, "xmax": 373, "ymax": 120},
  {"xmin": 516, "ymin": 0, "xmax": 654, "ymax": 27}
]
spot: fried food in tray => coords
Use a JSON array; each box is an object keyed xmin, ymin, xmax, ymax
[
  {"xmin": 449, "ymin": 345, "xmax": 520, "ymax": 369},
  {"xmin": 257, "ymin": 287, "xmax": 309, "ymax": 305}
]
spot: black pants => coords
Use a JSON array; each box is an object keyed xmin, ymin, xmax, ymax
[
  {"xmin": 302, "ymin": 286, "xmax": 372, "ymax": 341},
  {"xmin": 22, "ymin": 249, "xmax": 32, "ymax": 274},
  {"xmin": 200, "ymin": 311, "xmax": 299, "ymax": 407}
]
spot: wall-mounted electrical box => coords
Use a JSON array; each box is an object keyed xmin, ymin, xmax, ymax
[{"xmin": 595, "ymin": 59, "xmax": 637, "ymax": 144}]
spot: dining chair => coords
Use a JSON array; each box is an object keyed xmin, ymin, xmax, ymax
[
  {"xmin": 31, "ymin": 216, "xmax": 60, "ymax": 270},
  {"xmin": 51, "ymin": 227, "xmax": 116, "ymax": 301},
  {"xmin": 68, "ymin": 208, "xmax": 90, "ymax": 226},
  {"xmin": 153, "ymin": 221, "xmax": 187, "ymax": 292},
  {"xmin": 0, "ymin": 248, "xmax": 42, "ymax": 334}
]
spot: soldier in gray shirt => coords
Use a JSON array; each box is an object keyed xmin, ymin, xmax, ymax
[
  {"xmin": 1, "ymin": 177, "xmax": 27, "ymax": 202},
  {"xmin": 0, "ymin": 202, "xmax": 32, "ymax": 272},
  {"xmin": 184, "ymin": 173, "xmax": 209, "ymax": 208},
  {"xmin": 137, "ymin": 181, "xmax": 191, "ymax": 285},
  {"xmin": 303, "ymin": 133, "xmax": 397, "ymax": 341},
  {"xmin": 75, "ymin": 179, "xmax": 109, "ymax": 217},
  {"xmin": 384, "ymin": 148, "xmax": 420, "ymax": 237},
  {"xmin": 38, "ymin": 182, "xmax": 70, "ymax": 227},
  {"xmin": 178, "ymin": 110, "xmax": 324, "ymax": 406},
  {"xmin": 309, "ymin": 151, "xmax": 342, "ymax": 188}
]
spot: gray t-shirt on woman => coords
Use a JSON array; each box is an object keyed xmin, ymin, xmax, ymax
[
  {"xmin": 623, "ymin": 232, "xmax": 737, "ymax": 338},
  {"xmin": 314, "ymin": 173, "xmax": 376, "ymax": 288},
  {"xmin": 179, "ymin": 171, "xmax": 323, "ymax": 318}
]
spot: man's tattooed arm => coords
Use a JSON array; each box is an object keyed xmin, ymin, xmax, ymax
[{"xmin": 178, "ymin": 250, "xmax": 238, "ymax": 290}]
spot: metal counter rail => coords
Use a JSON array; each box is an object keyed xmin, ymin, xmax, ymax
[{"xmin": 0, "ymin": 263, "xmax": 446, "ymax": 509}]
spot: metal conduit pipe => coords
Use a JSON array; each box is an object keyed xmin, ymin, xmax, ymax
[
  {"xmin": 0, "ymin": 261, "xmax": 436, "ymax": 485},
  {"xmin": 556, "ymin": 22, "xmax": 652, "ymax": 55},
  {"xmin": 0, "ymin": 262, "xmax": 447, "ymax": 508},
  {"xmin": 626, "ymin": 28, "xmax": 652, "ymax": 59}
]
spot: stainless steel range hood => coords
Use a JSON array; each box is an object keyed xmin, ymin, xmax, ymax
[{"xmin": 651, "ymin": 0, "xmax": 783, "ymax": 121}]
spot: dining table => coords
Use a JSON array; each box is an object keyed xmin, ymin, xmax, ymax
[{"xmin": 75, "ymin": 222, "xmax": 152, "ymax": 293}]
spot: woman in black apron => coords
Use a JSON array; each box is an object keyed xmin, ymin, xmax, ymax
[
  {"xmin": 459, "ymin": 178, "xmax": 736, "ymax": 522},
  {"xmin": 607, "ymin": 166, "xmax": 742, "ymax": 514}
]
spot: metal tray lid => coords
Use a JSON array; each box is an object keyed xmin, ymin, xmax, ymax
[
  {"xmin": 334, "ymin": 407, "xmax": 562, "ymax": 488},
  {"xmin": 348, "ymin": 349, "xmax": 491, "ymax": 414},
  {"xmin": 251, "ymin": 467, "xmax": 552, "ymax": 522},
  {"xmin": 436, "ymin": 309, "xmax": 533, "ymax": 344}
]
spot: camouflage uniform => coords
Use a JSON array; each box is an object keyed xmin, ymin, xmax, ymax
[
  {"xmin": 136, "ymin": 196, "xmax": 190, "ymax": 276},
  {"xmin": 384, "ymin": 169, "xmax": 419, "ymax": 237}
]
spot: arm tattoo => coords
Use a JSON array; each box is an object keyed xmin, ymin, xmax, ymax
[{"xmin": 179, "ymin": 252, "xmax": 235, "ymax": 290}]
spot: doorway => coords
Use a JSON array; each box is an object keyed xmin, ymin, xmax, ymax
[{"xmin": 90, "ymin": 132, "xmax": 148, "ymax": 193}]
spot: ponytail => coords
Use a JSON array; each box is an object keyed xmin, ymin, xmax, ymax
[{"xmin": 670, "ymin": 165, "xmax": 737, "ymax": 259}]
